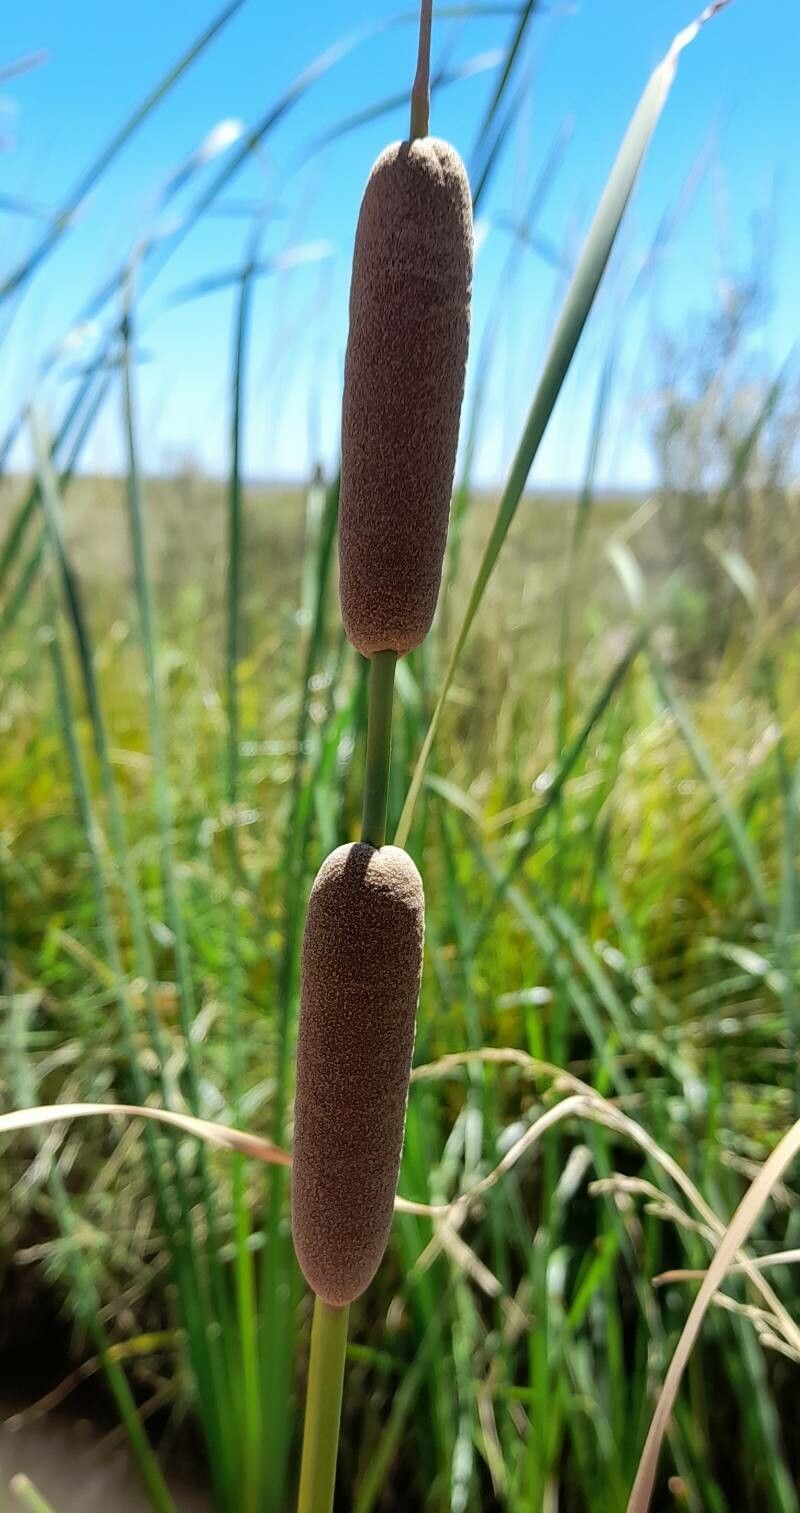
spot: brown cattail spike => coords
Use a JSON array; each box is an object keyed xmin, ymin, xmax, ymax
[
  {"xmin": 339, "ymin": 138, "xmax": 473, "ymax": 658},
  {"xmin": 291, "ymin": 842, "xmax": 425, "ymax": 1306}
]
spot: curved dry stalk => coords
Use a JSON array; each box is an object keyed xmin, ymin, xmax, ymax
[
  {"xmin": 759, "ymin": 1331, "xmax": 800, "ymax": 1365},
  {"xmin": 590, "ymin": 1175, "xmax": 719, "ymax": 1247},
  {"xmin": 628, "ymin": 1117, "xmax": 800, "ymax": 1512},
  {"xmin": 654, "ymin": 1249, "xmax": 800, "ymax": 1285},
  {"xmin": 395, "ymin": 1094, "xmax": 592, "ymax": 1216},
  {"xmin": 591, "ymin": 1102, "xmax": 800, "ymax": 1357},
  {"xmin": 410, "ymin": 1046, "xmax": 559, "ymax": 1081},
  {"xmin": 408, "ymin": 1047, "xmax": 800, "ymax": 1357},
  {"xmin": 0, "ymin": 1102, "xmax": 291, "ymax": 1166}
]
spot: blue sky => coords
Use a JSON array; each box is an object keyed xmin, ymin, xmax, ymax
[{"xmin": 0, "ymin": 0, "xmax": 796, "ymax": 487}]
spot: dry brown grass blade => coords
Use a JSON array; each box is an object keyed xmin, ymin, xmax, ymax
[
  {"xmin": 654, "ymin": 1249, "xmax": 800, "ymax": 1285},
  {"xmin": 627, "ymin": 1118, "xmax": 800, "ymax": 1513},
  {"xmin": 0, "ymin": 1103, "xmax": 292, "ymax": 1166}
]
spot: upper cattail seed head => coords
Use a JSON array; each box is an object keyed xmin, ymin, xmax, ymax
[
  {"xmin": 291, "ymin": 842, "xmax": 425, "ymax": 1306},
  {"xmin": 339, "ymin": 137, "xmax": 473, "ymax": 658}
]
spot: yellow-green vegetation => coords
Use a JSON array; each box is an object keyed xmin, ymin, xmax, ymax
[{"xmin": 2, "ymin": 467, "xmax": 799, "ymax": 1510}]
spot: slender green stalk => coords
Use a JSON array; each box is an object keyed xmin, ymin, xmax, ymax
[
  {"xmin": 0, "ymin": 364, "xmax": 108, "ymax": 603},
  {"xmin": 469, "ymin": 1, "xmax": 545, "ymax": 211},
  {"xmin": 297, "ymin": 1299, "xmax": 350, "ymax": 1513},
  {"xmin": 9, "ymin": 1477, "xmax": 59, "ymax": 1513},
  {"xmin": 225, "ymin": 250, "xmax": 262, "ymax": 1513},
  {"xmin": 2, "ymin": 375, "xmax": 114, "ymax": 641},
  {"xmin": 119, "ymin": 309, "xmax": 239, "ymax": 1499},
  {"xmin": 649, "ymin": 654, "xmax": 770, "ymax": 917},
  {"xmin": 361, "ymin": 651, "xmax": 397, "ymax": 847},
  {"xmin": 261, "ymin": 474, "xmax": 339, "ymax": 1511},
  {"xmin": 31, "ymin": 419, "xmax": 220, "ymax": 1508},
  {"xmin": 3, "ymin": 766, "xmax": 176, "ymax": 1513}
]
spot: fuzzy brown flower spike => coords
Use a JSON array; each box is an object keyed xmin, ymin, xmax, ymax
[
  {"xmin": 291, "ymin": 843, "xmax": 425, "ymax": 1306},
  {"xmin": 339, "ymin": 138, "xmax": 473, "ymax": 658}
]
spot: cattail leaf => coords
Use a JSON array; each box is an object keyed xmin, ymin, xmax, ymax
[
  {"xmin": 648, "ymin": 654, "xmax": 770, "ymax": 916},
  {"xmin": 27, "ymin": 420, "xmax": 239, "ymax": 1500},
  {"xmin": 424, "ymin": 772, "xmax": 484, "ymax": 823},
  {"xmin": 0, "ymin": 5, "xmax": 497, "ymax": 516},
  {"xmin": 352, "ymin": 1319, "xmax": 441, "ymax": 1513},
  {"xmin": 157, "ymin": 117, "xmax": 245, "ymax": 208},
  {"xmin": 492, "ymin": 214, "xmax": 569, "ymax": 270},
  {"xmin": 0, "ymin": 1, "xmax": 248, "ymax": 309},
  {"xmin": 395, "ymin": 0, "xmax": 733, "ymax": 847},
  {"xmin": 0, "ymin": 49, "xmax": 50, "ymax": 85},
  {"xmin": 9, "ymin": 1476, "xmax": 60, "ymax": 1513},
  {"xmin": 165, "ymin": 240, "xmax": 334, "ymax": 307},
  {"xmin": 607, "ymin": 539, "xmax": 646, "ymax": 612},
  {"xmin": 0, "ymin": 193, "xmax": 53, "ymax": 221},
  {"xmin": 465, "ymin": 0, "xmax": 547, "ymax": 212},
  {"xmin": 708, "ymin": 539, "xmax": 759, "ymax": 609}
]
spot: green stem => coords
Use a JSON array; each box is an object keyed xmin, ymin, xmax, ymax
[
  {"xmin": 409, "ymin": 0, "xmax": 432, "ymax": 139},
  {"xmin": 10, "ymin": 1478, "xmax": 60, "ymax": 1513},
  {"xmin": 361, "ymin": 650, "xmax": 397, "ymax": 847},
  {"xmin": 296, "ymin": 1298, "xmax": 350, "ymax": 1513}
]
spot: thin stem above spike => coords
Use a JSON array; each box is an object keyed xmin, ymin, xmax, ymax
[{"xmin": 410, "ymin": 0, "xmax": 433, "ymax": 139}]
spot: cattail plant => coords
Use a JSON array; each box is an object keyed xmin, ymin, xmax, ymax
[
  {"xmin": 291, "ymin": 1, "xmax": 472, "ymax": 1507},
  {"xmin": 3, "ymin": 4, "xmax": 734, "ymax": 1508}
]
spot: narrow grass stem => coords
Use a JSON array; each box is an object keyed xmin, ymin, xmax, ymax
[
  {"xmin": 9, "ymin": 1477, "xmax": 60, "ymax": 1513},
  {"xmin": 297, "ymin": 1298, "xmax": 350, "ymax": 1513},
  {"xmin": 361, "ymin": 650, "xmax": 397, "ymax": 846}
]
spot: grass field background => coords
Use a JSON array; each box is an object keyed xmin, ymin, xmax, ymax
[{"xmin": 2, "ymin": 463, "xmax": 799, "ymax": 1510}]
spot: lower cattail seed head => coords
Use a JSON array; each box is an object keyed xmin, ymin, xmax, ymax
[
  {"xmin": 291, "ymin": 842, "xmax": 425, "ymax": 1306},
  {"xmin": 339, "ymin": 137, "xmax": 473, "ymax": 658}
]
